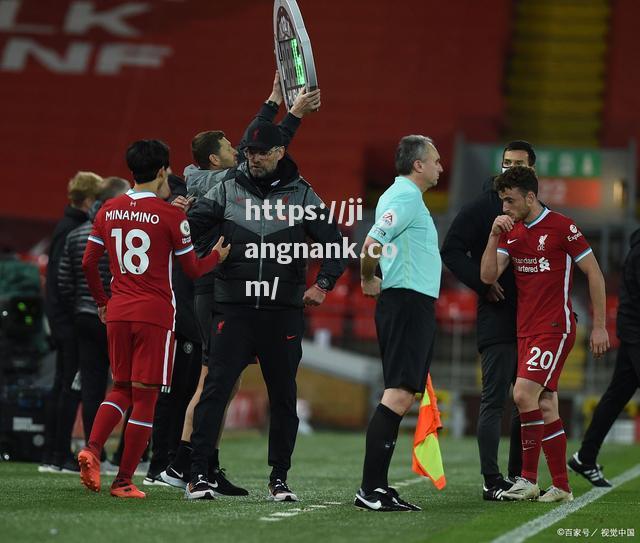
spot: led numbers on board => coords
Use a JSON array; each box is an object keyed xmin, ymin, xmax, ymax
[{"xmin": 290, "ymin": 38, "xmax": 306, "ymax": 85}]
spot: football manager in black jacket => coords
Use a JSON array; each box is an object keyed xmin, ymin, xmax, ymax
[
  {"xmin": 185, "ymin": 120, "xmax": 346, "ymax": 501},
  {"xmin": 440, "ymin": 141, "xmax": 537, "ymax": 500}
]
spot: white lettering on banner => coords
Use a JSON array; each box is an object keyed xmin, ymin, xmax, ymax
[
  {"xmin": 96, "ymin": 43, "xmax": 171, "ymax": 75},
  {"xmin": 558, "ymin": 154, "xmax": 576, "ymax": 177},
  {"xmin": 64, "ymin": 2, "xmax": 150, "ymax": 36},
  {"xmin": 0, "ymin": 1, "xmax": 172, "ymax": 75},
  {"xmin": 0, "ymin": 39, "xmax": 172, "ymax": 74},
  {"xmin": 0, "ymin": 0, "xmax": 55, "ymax": 34},
  {"xmin": 536, "ymin": 153, "xmax": 552, "ymax": 174},
  {"xmin": 1, "ymin": 38, "xmax": 90, "ymax": 73}
]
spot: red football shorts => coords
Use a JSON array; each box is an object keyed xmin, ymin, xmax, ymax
[
  {"xmin": 517, "ymin": 333, "xmax": 576, "ymax": 391},
  {"xmin": 107, "ymin": 321, "xmax": 176, "ymax": 386}
]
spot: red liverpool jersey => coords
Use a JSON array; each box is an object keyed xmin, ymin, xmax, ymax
[
  {"xmin": 87, "ymin": 190, "xmax": 194, "ymax": 330},
  {"xmin": 497, "ymin": 207, "xmax": 592, "ymax": 337}
]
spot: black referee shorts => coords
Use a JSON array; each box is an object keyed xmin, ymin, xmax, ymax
[{"xmin": 375, "ymin": 288, "xmax": 436, "ymax": 393}]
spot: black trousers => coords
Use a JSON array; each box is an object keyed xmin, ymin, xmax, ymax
[
  {"xmin": 579, "ymin": 341, "xmax": 640, "ymax": 464},
  {"xmin": 477, "ymin": 342, "xmax": 522, "ymax": 477},
  {"xmin": 194, "ymin": 293, "xmax": 214, "ymax": 367},
  {"xmin": 75, "ymin": 313, "xmax": 110, "ymax": 442},
  {"xmin": 150, "ymin": 335, "xmax": 201, "ymax": 470},
  {"xmin": 191, "ymin": 307, "xmax": 304, "ymax": 481},
  {"xmin": 43, "ymin": 330, "xmax": 80, "ymax": 464}
]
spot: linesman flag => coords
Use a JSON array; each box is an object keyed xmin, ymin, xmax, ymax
[{"xmin": 412, "ymin": 374, "xmax": 446, "ymax": 490}]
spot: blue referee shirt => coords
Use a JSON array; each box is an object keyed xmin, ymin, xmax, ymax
[{"xmin": 367, "ymin": 176, "xmax": 441, "ymax": 298}]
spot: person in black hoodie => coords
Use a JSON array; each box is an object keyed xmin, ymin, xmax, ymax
[
  {"xmin": 440, "ymin": 141, "xmax": 535, "ymax": 500},
  {"xmin": 185, "ymin": 120, "xmax": 345, "ymax": 501},
  {"xmin": 57, "ymin": 177, "xmax": 130, "ymax": 453},
  {"xmin": 568, "ymin": 227, "xmax": 640, "ymax": 487},
  {"xmin": 41, "ymin": 171, "xmax": 103, "ymax": 473}
]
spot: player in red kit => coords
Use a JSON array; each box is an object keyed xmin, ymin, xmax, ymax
[
  {"xmin": 481, "ymin": 166, "xmax": 609, "ymax": 503},
  {"xmin": 79, "ymin": 140, "xmax": 229, "ymax": 499}
]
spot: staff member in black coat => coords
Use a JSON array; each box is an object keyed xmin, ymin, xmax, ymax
[
  {"xmin": 185, "ymin": 121, "xmax": 345, "ymax": 501},
  {"xmin": 440, "ymin": 141, "xmax": 536, "ymax": 500},
  {"xmin": 159, "ymin": 75, "xmax": 318, "ymax": 494},
  {"xmin": 569, "ymin": 227, "xmax": 640, "ymax": 487},
  {"xmin": 41, "ymin": 172, "xmax": 103, "ymax": 473}
]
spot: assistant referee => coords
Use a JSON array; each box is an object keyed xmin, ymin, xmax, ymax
[{"xmin": 355, "ymin": 135, "xmax": 443, "ymax": 512}]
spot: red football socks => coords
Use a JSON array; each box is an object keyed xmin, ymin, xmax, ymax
[
  {"xmin": 520, "ymin": 409, "xmax": 544, "ymax": 483},
  {"xmin": 117, "ymin": 387, "xmax": 159, "ymax": 481},
  {"xmin": 86, "ymin": 385, "xmax": 132, "ymax": 458},
  {"xmin": 542, "ymin": 418, "xmax": 570, "ymax": 492}
]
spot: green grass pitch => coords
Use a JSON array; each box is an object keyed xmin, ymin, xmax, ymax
[{"xmin": 1, "ymin": 432, "xmax": 638, "ymax": 543}]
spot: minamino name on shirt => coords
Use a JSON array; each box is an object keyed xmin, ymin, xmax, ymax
[{"xmin": 105, "ymin": 210, "xmax": 160, "ymax": 224}]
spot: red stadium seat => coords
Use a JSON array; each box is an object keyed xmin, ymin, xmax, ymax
[
  {"xmin": 435, "ymin": 288, "xmax": 477, "ymax": 333},
  {"xmin": 306, "ymin": 266, "xmax": 351, "ymax": 339},
  {"xmin": 351, "ymin": 289, "xmax": 378, "ymax": 341},
  {"xmin": 307, "ymin": 283, "xmax": 349, "ymax": 338}
]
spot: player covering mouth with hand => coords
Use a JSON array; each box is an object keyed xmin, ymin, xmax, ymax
[{"xmin": 480, "ymin": 166, "xmax": 609, "ymax": 503}]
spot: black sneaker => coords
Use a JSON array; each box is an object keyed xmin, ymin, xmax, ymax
[
  {"xmin": 51, "ymin": 458, "xmax": 80, "ymax": 474},
  {"xmin": 143, "ymin": 468, "xmax": 170, "ymax": 486},
  {"xmin": 268, "ymin": 479, "xmax": 298, "ymax": 502},
  {"xmin": 160, "ymin": 463, "xmax": 189, "ymax": 489},
  {"xmin": 184, "ymin": 474, "xmax": 215, "ymax": 500},
  {"xmin": 568, "ymin": 452, "xmax": 612, "ymax": 487},
  {"xmin": 354, "ymin": 488, "xmax": 412, "ymax": 512},
  {"xmin": 208, "ymin": 467, "xmax": 248, "ymax": 496},
  {"xmin": 386, "ymin": 487, "xmax": 421, "ymax": 511},
  {"xmin": 483, "ymin": 477, "xmax": 514, "ymax": 501}
]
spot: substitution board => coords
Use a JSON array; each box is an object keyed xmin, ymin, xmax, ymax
[{"xmin": 273, "ymin": 0, "xmax": 318, "ymax": 110}]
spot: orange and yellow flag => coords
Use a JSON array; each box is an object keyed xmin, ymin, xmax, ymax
[{"xmin": 412, "ymin": 374, "xmax": 446, "ymax": 489}]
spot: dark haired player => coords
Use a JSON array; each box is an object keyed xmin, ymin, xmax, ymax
[
  {"xmin": 481, "ymin": 166, "xmax": 609, "ymax": 503},
  {"xmin": 79, "ymin": 140, "xmax": 229, "ymax": 499}
]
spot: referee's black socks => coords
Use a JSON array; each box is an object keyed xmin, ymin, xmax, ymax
[{"xmin": 361, "ymin": 403, "xmax": 403, "ymax": 493}]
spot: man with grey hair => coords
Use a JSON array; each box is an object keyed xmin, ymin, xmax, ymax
[{"xmin": 356, "ymin": 135, "xmax": 443, "ymax": 511}]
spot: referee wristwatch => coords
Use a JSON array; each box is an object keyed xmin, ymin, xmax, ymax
[{"xmin": 315, "ymin": 277, "xmax": 331, "ymax": 291}]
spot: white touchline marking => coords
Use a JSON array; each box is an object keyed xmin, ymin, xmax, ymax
[
  {"xmin": 491, "ymin": 464, "xmax": 640, "ymax": 543},
  {"xmin": 259, "ymin": 475, "xmax": 426, "ymax": 522},
  {"xmin": 259, "ymin": 504, "xmax": 336, "ymax": 522},
  {"xmin": 392, "ymin": 477, "xmax": 424, "ymax": 488}
]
